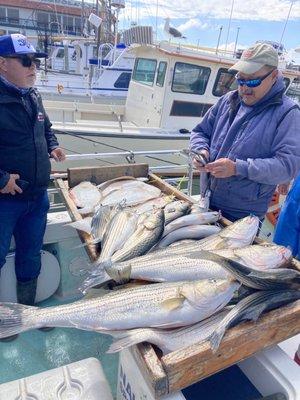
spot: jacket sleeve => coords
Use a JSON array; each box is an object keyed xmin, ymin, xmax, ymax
[
  {"xmin": 189, "ymin": 97, "xmax": 222, "ymax": 152},
  {"xmin": 0, "ymin": 169, "xmax": 10, "ymax": 190},
  {"xmin": 44, "ymin": 110, "xmax": 59, "ymax": 154},
  {"xmin": 236, "ymin": 107, "xmax": 300, "ymax": 185}
]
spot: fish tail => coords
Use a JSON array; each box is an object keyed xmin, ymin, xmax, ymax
[
  {"xmin": 105, "ymin": 263, "xmax": 132, "ymax": 284},
  {"xmin": 107, "ymin": 329, "xmax": 151, "ymax": 353},
  {"xmin": 0, "ymin": 303, "xmax": 37, "ymax": 339},
  {"xmin": 209, "ymin": 328, "xmax": 226, "ymax": 353},
  {"xmin": 78, "ymin": 272, "xmax": 109, "ymax": 294},
  {"xmin": 90, "ymin": 259, "xmax": 112, "ymax": 275}
]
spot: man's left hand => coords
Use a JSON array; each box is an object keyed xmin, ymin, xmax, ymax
[
  {"xmin": 205, "ymin": 158, "xmax": 236, "ymax": 178},
  {"xmin": 50, "ymin": 148, "xmax": 66, "ymax": 162}
]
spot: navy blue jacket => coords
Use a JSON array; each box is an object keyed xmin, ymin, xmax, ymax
[{"xmin": 0, "ymin": 78, "xmax": 59, "ymax": 198}]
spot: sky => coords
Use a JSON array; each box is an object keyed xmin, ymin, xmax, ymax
[{"xmin": 111, "ymin": 0, "xmax": 300, "ymax": 64}]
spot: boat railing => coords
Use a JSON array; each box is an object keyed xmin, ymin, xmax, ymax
[{"xmin": 50, "ymin": 149, "xmax": 196, "ymax": 197}]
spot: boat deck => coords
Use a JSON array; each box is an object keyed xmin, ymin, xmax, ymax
[{"xmin": 0, "ymin": 237, "xmax": 119, "ymax": 398}]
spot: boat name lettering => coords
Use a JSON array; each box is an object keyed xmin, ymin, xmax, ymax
[{"xmin": 119, "ymin": 364, "xmax": 136, "ymax": 400}]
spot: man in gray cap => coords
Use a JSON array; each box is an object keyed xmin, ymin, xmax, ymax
[
  {"xmin": 0, "ymin": 34, "xmax": 65, "ymax": 339},
  {"xmin": 190, "ymin": 42, "xmax": 300, "ymax": 221}
]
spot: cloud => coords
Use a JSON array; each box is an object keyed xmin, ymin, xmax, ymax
[
  {"xmin": 177, "ymin": 19, "xmax": 209, "ymax": 32},
  {"xmin": 121, "ymin": 0, "xmax": 300, "ymax": 22}
]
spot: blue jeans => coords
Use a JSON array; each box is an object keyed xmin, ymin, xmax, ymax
[{"xmin": 0, "ymin": 191, "xmax": 49, "ymax": 282}]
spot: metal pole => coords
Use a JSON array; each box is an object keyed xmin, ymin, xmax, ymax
[
  {"xmin": 187, "ymin": 156, "xmax": 194, "ymax": 196},
  {"xmin": 155, "ymin": 0, "xmax": 159, "ymax": 42},
  {"xmin": 216, "ymin": 26, "xmax": 223, "ymax": 54},
  {"xmin": 225, "ymin": 0, "xmax": 234, "ymax": 54},
  {"xmin": 113, "ymin": 8, "xmax": 120, "ymax": 63},
  {"xmin": 233, "ymin": 26, "xmax": 240, "ymax": 56},
  {"xmin": 279, "ymin": 1, "xmax": 294, "ymax": 49},
  {"xmin": 81, "ymin": 0, "xmax": 85, "ymax": 34}
]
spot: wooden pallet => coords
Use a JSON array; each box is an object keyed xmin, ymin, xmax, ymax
[{"xmin": 55, "ymin": 163, "xmax": 300, "ymax": 399}]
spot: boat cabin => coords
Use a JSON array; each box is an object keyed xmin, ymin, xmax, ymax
[{"xmin": 125, "ymin": 41, "xmax": 300, "ymax": 132}]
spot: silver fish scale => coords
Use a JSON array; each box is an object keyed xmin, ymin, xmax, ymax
[
  {"xmin": 91, "ymin": 205, "xmax": 112, "ymax": 240},
  {"xmin": 98, "ymin": 209, "xmax": 137, "ymax": 262},
  {"xmin": 110, "ymin": 210, "xmax": 165, "ymax": 263},
  {"xmin": 33, "ymin": 279, "xmax": 235, "ymax": 331},
  {"xmin": 108, "ymin": 309, "xmax": 230, "ymax": 354},
  {"xmin": 128, "ymin": 255, "xmax": 229, "ymax": 282}
]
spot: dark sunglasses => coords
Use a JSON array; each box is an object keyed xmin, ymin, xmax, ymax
[
  {"xmin": 5, "ymin": 55, "xmax": 41, "ymax": 68},
  {"xmin": 235, "ymin": 69, "xmax": 274, "ymax": 88}
]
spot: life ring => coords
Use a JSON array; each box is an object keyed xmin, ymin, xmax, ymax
[
  {"xmin": 0, "ymin": 250, "xmax": 61, "ymax": 303},
  {"xmin": 266, "ymin": 192, "xmax": 281, "ymax": 226}
]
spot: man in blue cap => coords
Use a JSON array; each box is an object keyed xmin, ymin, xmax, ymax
[{"xmin": 0, "ymin": 34, "xmax": 65, "ymax": 325}]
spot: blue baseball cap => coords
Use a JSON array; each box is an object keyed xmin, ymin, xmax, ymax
[{"xmin": 0, "ymin": 34, "xmax": 47, "ymax": 58}]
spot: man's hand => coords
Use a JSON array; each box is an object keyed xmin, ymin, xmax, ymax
[
  {"xmin": 50, "ymin": 148, "xmax": 66, "ymax": 162},
  {"xmin": 192, "ymin": 149, "xmax": 209, "ymax": 172},
  {"xmin": 277, "ymin": 183, "xmax": 290, "ymax": 196},
  {"xmin": 0, "ymin": 174, "xmax": 22, "ymax": 195},
  {"xmin": 205, "ymin": 158, "xmax": 236, "ymax": 178}
]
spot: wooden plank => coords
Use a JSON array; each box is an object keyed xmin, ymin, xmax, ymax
[
  {"xmin": 68, "ymin": 164, "xmax": 149, "ymax": 188},
  {"xmin": 130, "ymin": 343, "xmax": 168, "ymax": 398},
  {"xmin": 55, "ymin": 178, "xmax": 97, "ymax": 261},
  {"xmin": 148, "ymin": 173, "xmax": 193, "ymax": 204},
  {"xmin": 161, "ymin": 300, "xmax": 300, "ymax": 394}
]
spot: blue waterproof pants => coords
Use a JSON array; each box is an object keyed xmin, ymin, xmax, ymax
[{"xmin": 0, "ymin": 191, "xmax": 49, "ymax": 282}]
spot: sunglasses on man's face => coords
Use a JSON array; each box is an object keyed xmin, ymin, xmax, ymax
[
  {"xmin": 5, "ymin": 55, "xmax": 41, "ymax": 69},
  {"xmin": 235, "ymin": 69, "xmax": 274, "ymax": 88}
]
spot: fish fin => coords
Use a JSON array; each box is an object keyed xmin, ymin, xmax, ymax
[
  {"xmin": 214, "ymin": 240, "xmax": 229, "ymax": 250},
  {"xmin": 160, "ymin": 296, "xmax": 185, "ymax": 311},
  {"xmin": 78, "ymin": 272, "xmax": 110, "ymax": 294},
  {"xmin": 66, "ymin": 218, "xmax": 92, "ymax": 234},
  {"xmin": 83, "ymin": 287, "xmax": 110, "ymax": 299},
  {"xmin": 107, "ymin": 329, "xmax": 151, "ymax": 353},
  {"xmin": 0, "ymin": 303, "xmax": 37, "ymax": 339},
  {"xmin": 105, "ymin": 263, "xmax": 132, "ymax": 284},
  {"xmin": 209, "ymin": 328, "xmax": 226, "ymax": 353},
  {"xmin": 243, "ymin": 304, "xmax": 267, "ymax": 322}
]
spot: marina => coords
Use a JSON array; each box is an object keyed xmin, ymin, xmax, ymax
[{"xmin": 0, "ymin": 0, "xmax": 300, "ymax": 399}]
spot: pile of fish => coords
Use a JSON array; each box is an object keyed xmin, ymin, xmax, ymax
[
  {"xmin": 0, "ymin": 175, "xmax": 299, "ymax": 359},
  {"xmin": 68, "ymin": 176, "xmax": 223, "ymax": 270}
]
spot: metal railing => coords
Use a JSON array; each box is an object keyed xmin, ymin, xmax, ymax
[{"xmin": 50, "ymin": 149, "xmax": 196, "ymax": 196}]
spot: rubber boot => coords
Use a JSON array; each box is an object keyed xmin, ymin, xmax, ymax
[
  {"xmin": 17, "ymin": 278, "xmax": 38, "ymax": 306},
  {"xmin": 17, "ymin": 278, "xmax": 54, "ymax": 332}
]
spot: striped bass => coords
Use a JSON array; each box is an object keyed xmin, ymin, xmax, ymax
[
  {"xmin": 0, "ymin": 279, "xmax": 239, "ymax": 339},
  {"xmin": 98, "ymin": 207, "xmax": 138, "ymax": 263},
  {"xmin": 107, "ymin": 309, "xmax": 230, "ymax": 355},
  {"xmin": 162, "ymin": 211, "xmax": 221, "ymax": 237},
  {"xmin": 158, "ymin": 225, "xmax": 221, "ymax": 248},
  {"xmin": 85, "ymin": 215, "xmax": 259, "ymax": 283},
  {"xmin": 209, "ymin": 289, "xmax": 300, "ymax": 352},
  {"xmin": 214, "ymin": 244, "xmax": 292, "ymax": 270},
  {"xmin": 215, "ymin": 256, "xmax": 300, "ymax": 290}
]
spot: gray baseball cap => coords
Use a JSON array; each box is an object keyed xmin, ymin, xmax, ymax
[{"xmin": 229, "ymin": 43, "xmax": 278, "ymax": 74}]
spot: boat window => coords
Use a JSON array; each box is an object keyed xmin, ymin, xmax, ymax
[
  {"xmin": 114, "ymin": 72, "xmax": 132, "ymax": 89},
  {"xmin": 172, "ymin": 62, "xmax": 211, "ymax": 95},
  {"xmin": 283, "ymin": 77, "xmax": 290, "ymax": 90},
  {"xmin": 56, "ymin": 49, "xmax": 65, "ymax": 58},
  {"xmin": 156, "ymin": 62, "xmax": 167, "ymax": 87},
  {"xmin": 213, "ymin": 68, "xmax": 237, "ymax": 97},
  {"xmin": 170, "ymin": 100, "xmax": 212, "ymax": 117},
  {"xmin": 132, "ymin": 58, "xmax": 157, "ymax": 86}
]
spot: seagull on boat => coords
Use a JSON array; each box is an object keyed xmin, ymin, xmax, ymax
[{"xmin": 164, "ymin": 18, "xmax": 186, "ymax": 39}]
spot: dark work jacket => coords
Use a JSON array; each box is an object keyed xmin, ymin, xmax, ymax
[{"xmin": 0, "ymin": 78, "xmax": 59, "ymax": 199}]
